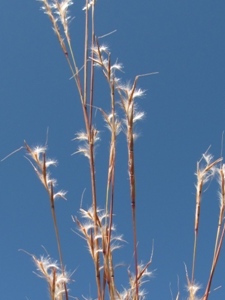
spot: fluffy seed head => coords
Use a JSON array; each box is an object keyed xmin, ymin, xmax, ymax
[{"xmin": 33, "ymin": 255, "xmax": 70, "ymax": 300}]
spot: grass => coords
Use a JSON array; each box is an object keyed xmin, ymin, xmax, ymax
[{"xmin": 5, "ymin": 1, "xmax": 225, "ymax": 299}]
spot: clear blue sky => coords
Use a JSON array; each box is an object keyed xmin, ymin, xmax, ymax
[{"xmin": 1, "ymin": 1, "xmax": 225, "ymax": 299}]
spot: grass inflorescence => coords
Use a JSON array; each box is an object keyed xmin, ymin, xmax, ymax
[{"xmin": 17, "ymin": 1, "xmax": 225, "ymax": 299}]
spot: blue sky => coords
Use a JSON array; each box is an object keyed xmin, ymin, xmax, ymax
[{"xmin": 1, "ymin": 0, "xmax": 225, "ymax": 299}]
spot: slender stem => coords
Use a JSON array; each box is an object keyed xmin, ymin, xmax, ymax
[
  {"xmin": 89, "ymin": 139, "xmax": 102, "ymax": 299},
  {"xmin": 213, "ymin": 168, "xmax": 225, "ymax": 259},
  {"xmin": 83, "ymin": 0, "xmax": 89, "ymax": 107},
  {"xmin": 89, "ymin": 6, "xmax": 95, "ymax": 127},
  {"xmin": 127, "ymin": 127, "xmax": 138, "ymax": 299},
  {"xmin": 49, "ymin": 183, "xmax": 69, "ymax": 300},
  {"xmin": 192, "ymin": 175, "xmax": 203, "ymax": 283},
  {"xmin": 203, "ymin": 223, "xmax": 225, "ymax": 300},
  {"xmin": 83, "ymin": 2, "xmax": 101, "ymax": 297},
  {"xmin": 203, "ymin": 166, "xmax": 225, "ymax": 300},
  {"xmin": 65, "ymin": 43, "xmax": 83, "ymax": 102}
]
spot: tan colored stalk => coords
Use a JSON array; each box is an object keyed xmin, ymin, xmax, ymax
[
  {"xmin": 127, "ymin": 101, "xmax": 138, "ymax": 300},
  {"xmin": 88, "ymin": 3, "xmax": 96, "ymax": 126},
  {"xmin": 213, "ymin": 166, "xmax": 225, "ymax": 260},
  {"xmin": 39, "ymin": 2, "xmax": 154, "ymax": 298},
  {"xmin": 104, "ymin": 101, "xmax": 117, "ymax": 300},
  {"xmin": 93, "ymin": 43, "xmax": 119, "ymax": 298},
  {"xmin": 191, "ymin": 156, "xmax": 222, "ymax": 284},
  {"xmin": 118, "ymin": 73, "xmax": 154, "ymax": 299},
  {"xmin": 119, "ymin": 76, "xmax": 139, "ymax": 299},
  {"xmin": 203, "ymin": 223, "xmax": 225, "ymax": 300},
  {"xmin": 83, "ymin": 0, "xmax": 89, "ymax": 107},
  {"xmin": 74, "ymin": 2, "xmax": 102, "ymax": 297},
  {"xmin": 191, "ymin": 160, "xmax": 203, "ymax": 284},
  {"xmin": 89, "ymin": 40, "xmax": 121, "ymax": 298},
  {"xmin": 89, "ymin": 139, "xmax": 102, "ymax": 299},
  {"xmin": 202, "ymin": 164, "xmax": 225, "ymax": 300},
  {"xmin": 102, "ymin": 228, "xmax": 117, "ymax": 299},
  {"xmin": 48, "ymin": 1, "xmax": 101, "ymax": 294},
  {"xmin": 24, "ymin": 142, "xmax": 69, "ymax": 300}
]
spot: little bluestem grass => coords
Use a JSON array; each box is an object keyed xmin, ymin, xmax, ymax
[{"xmin": 16, "ymin": 1, "xmax": 225, "ymax": 299}]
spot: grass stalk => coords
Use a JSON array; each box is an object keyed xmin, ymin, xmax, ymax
[
  {"xmin": 24, "ymin": 141, "xmax": 69, "ymax": 300},
  {"xmin": 202, "ymin": 163, "xmax": 225, "ymax": 300},
  {"xmin": 10, "ymin": 1, "xmax": 225, "ymax": 299},
  {"xmin": 22, "ymin": 1, "xmax": 205, "ymax": 299}
]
